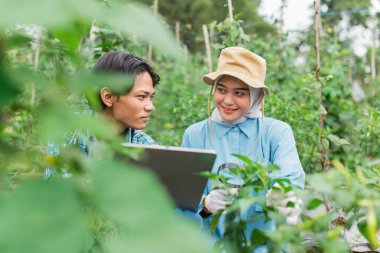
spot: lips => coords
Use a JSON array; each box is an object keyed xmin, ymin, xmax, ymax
[
  {"xmin": 221, "ymin": 106, "xmax": 237, "ymax": 114},
  {"xmin": 140, "ymin": 115, "xmax": 150, "ymax": 120}
]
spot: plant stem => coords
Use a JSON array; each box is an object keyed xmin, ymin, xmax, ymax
[{"xmin": 314, "ymin": 0, "xmax": 327, "ymax": 172}]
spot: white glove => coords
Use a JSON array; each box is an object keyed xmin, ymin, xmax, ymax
[
  {"xmin": 266, "ymin": 183, "xmax": 302, "ymax": 225},
  {"xmin": 204, "ymin": 188, "xmax": 238, "ymax": 214}
]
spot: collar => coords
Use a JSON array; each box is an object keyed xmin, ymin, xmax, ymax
[{"xmin": 214, "ymin": 118, "xmax": 258, "ymax": 139}]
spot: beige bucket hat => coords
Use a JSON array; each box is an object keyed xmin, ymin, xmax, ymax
[{"xmin": 203, "ymin": 47, "xmax": 269, "ymax": 94}]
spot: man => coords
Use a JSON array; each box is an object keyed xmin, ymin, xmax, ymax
[{"xmin": 45, "ymin": 51, "xmax": 160, "ymax": 178}]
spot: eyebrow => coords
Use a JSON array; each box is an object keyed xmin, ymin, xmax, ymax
[
  {"xmin": 216, "ymin": 83, "xmax": 249, "ymax": 91},
  {"xmin": 136, "ymin": 90, "xmax": 155, "ymax": 96}
]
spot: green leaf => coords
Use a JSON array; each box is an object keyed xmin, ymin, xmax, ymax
[
  {"xmin": 210, "ymin": 210, "xmax": 223, "ymax": 233},
  {"xmin": 51, "ymin": 21, "xmax": 90, "ymax": 52},
  {"xmin": 104, "ymin": 3, "xmax": 182, "ymax": 59},
  {"xmin": 0, "ymin": 180, "xmax": 87, "ymax": 253},
  {"xmin": 327, "ymin": 134, "xmax": 350, "ymax": 146},
  {"xmin": 197, "ymin": 171, "xmax": 219, "ymax": 181},
  {"xmin": 331, "ymin": 159, "xmax": 351, "ymax": 179},
  {"xmin": 306, "ymin": 198, "xmax": 324, "ymax": 210},
  {"xmin": 250, "ymin": 229, "xmax": 268, "ymax": 247},
  {"xmin": 0, "ymin": 52, "xmax": 20, "ymax": 108},
  {"xmin": 6, "ymin": 32, "xmax": 32, "ymax": 48},
  {"xmin": 0, "ymin": 0, "xmax": 181, "ymax": 59},
  {"xmin": 318, "ymin": 105, "xmax": 328, "ymax": 116},
  {"xmin": 230, "ymin": 29, "xmax": 239, "ymax": 39},
  {"xmin": 366, "ymin": 208, "xmax": 379, "ymax": 248},
  {"xmin": 232, "ymin": 153, "xmax": 253, "ymax": 167}
]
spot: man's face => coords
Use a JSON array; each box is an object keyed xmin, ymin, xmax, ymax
[{"xmin": 109, "ymin": 71, "xmax": 155, "ymax": 130}]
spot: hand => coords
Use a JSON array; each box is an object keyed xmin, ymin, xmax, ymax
[
  {"xmin": 204, "ymin": 188, "xmax": 238, "ymax": 214},
  {"xmin": 266, "ymin": 183, "xmax": 302, "ymax": 225}
]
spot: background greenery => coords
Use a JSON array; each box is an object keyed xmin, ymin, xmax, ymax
[{"xmin": 0, "ymin": 0, "xmax": 379, "ymax": 252}]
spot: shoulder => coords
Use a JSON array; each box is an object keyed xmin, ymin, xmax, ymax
[
  {"xmin": 183, "ymin": 118, "xmax": 209, "ymax": 136},
  {"xmin": 132, "ymin": 130, "xmax": 157, "ymax": 145},
  {"xmin": 263, "ymin": 117, "xmax": 295, "ymax": 143},
  {"xmin": 263, "ymin": 117, "xmax": 292, "ymax": 132}
]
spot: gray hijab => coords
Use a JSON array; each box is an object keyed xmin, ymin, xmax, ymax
[{"xmin": 211, "ymin": 80, "xmax": 264, "ymax": 126}]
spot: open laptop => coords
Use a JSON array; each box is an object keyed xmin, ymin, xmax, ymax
[{"xmin": 122, "ymin": 143, "xmax": 216, "ymax": 211}]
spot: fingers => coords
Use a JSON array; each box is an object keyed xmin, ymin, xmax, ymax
[
  {"xmin": 205, "ymin": 188, "xmax": 238, "ymax": 213},
  {"xmin": 266, "ymin": 185, "xmax": 303, "ymax": 224}
]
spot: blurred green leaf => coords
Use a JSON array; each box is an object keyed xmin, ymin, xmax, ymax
[
  {"xmin": 0, "ymin": 180, "xmax": 87, "ymax": 253},
  {"xmin": 0, "ymin": 0, "xmax": 181, "ymax": 58},
  {"xmin": 331, "ymin": 160, "xmax": 351, "ymax": 179},
  {"xmin": 92, "ymin": 159, "xmax": 213, "ymax": 253},
  {"xmin": 92, "ymin": 159, "xmax": 174, "ymax": 228},
  {"xmin": 250, "ymin": 229, "xmax": 267, "ymax": 247},
  {"xmin": 52, "ymin": 21, "xmax": 90, "ymax": 52},
  {"xmin": 0, "ymin": 50, "xmax": 20, "ymax": 108},
  {"xmin": 327, "ymin": 134, "xmax": 350, "ymax": 146}
]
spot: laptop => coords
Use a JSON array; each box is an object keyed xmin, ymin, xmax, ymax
[{"xmin": 122, "ymin": 143, "xmax": 216, "ymax": 211}]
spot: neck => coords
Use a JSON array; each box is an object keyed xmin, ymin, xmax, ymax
[{"xmin": 98, "ymin": 110, "xmax": 129, "ymax": 135}]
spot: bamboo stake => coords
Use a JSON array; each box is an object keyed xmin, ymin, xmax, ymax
[
  {"xmin": 202, "ymin": 25, "xmax": 212, "ymax": 73},
  {"xmin": 371, "ymin": 25, "xmax": 377, "ymax": 81},
  {"xmin": 184, "ymin": 44, "xmax": 188, "ymax": 63},
  {"xmin": 31, "ymin": 35, "xmax": 40, "ymax": 107},
  {"xmin": 209, "ymin": 24, "xmax": 215, "ymax": 45},
  {"xmin": 227, "ymin": 0, "xmax": 233, "ymax": 22},
  {"xmin": 314, "ymin": 0, "xmax": 327, "ymax": 172},
  {"xmin": 279, "ymin": 0, "xmax": 287, "ymax": 33},
  {"xmin": 147, "ymin": 0, "xmax": 158, "ymax": 62},
  {"xmin": 175, "ymin": 21, "xmax": 180, "ymax": 44}
]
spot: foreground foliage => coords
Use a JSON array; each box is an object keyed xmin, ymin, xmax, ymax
[{"xmin": 1, "ymin": 0, "xmax": 379, "ymax": 252}]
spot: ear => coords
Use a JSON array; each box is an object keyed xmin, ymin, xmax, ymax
[{"xmin": 100, "ymin": 87, "xmax": 114, "ymax": 107}]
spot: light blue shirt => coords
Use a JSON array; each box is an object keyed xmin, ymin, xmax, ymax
[{"xmin": 181, "ymin": 117, "xmax": 305, "ymax": 252}]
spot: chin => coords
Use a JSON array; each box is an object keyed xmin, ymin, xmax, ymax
[
  {"xmin": 221, "ymin": 114, "xmax": 240, "ymax": 122},
  {"xmin": 133, "ymin": 124, "xmax": 147, "ymax": 130}
]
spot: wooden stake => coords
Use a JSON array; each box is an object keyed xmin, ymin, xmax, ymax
[
  {"xmin": 371, "ymin": 25, "xmax": 377, "ymax": 81},
  {"xmin": 147, "ymin": 0, "xmax": 158, "ymax": 63},
  {"xmin": 209, "ymin": 24, "xmax": 215, "ymax": 45},
  {"xmin": 279, "ymin": 0, "xmax": 287, "ymax": 33},
  {"xmin": 203, "ymin": 25, "xmax": 212, "ymax": 73},
  {"xmin": 184, "ymin": 44, "xmax": 188, "ymax": 63},
  {"xmin": 314, "ymin": 0, "xmax": 327, "ymax": 172},
  {"xmin": 227, "ymin": 0, "xmax": 233, "ymax": 22},
  {"xmin": 31, "ymin": 32, "xmax": 41, "ymax": 107},
  {"xmin": 175, "ymin": 21, "xmax": 180, "ymax": 44}
]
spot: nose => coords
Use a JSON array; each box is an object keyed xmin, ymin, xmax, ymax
[
  {"xmin": 223, "ymin": 93, "xmax": 234, "ymax": 105},
  {"xmin": 145, "ymin": 99, "xmax": 154, "ymax": 112}
]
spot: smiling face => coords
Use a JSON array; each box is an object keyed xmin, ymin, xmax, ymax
[
  {"xmin": 101, "ymin": 71, "xmax": 155, "ymax": 131},
  {"xmin": 214, "ymin": 75, "xmax": 250, "ymax": 121}
]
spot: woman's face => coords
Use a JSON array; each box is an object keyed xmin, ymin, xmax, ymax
[
  {"xmin": 103, "ymin": 71, "xmax": 155, "ymax": 131},
  {"xmin": 214, "ymin": 75, "xmax": 250, "ymax": 121}
]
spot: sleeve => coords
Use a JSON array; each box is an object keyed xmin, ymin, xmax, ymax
[
  {"xmin": 180, "ymin": 129, "xmax": 191, "ymax": 148},
  {"xmin": 269, "ymin": 124, "xmax": 305, "ymax": 189},
  {"xmin": 44, "ymin": 141, "xmax": 60, "ymax": 179}
]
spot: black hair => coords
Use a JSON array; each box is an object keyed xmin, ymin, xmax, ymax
[{"xmin": 92, "ymin": 51, "xmax": 160, "ymax": 109}]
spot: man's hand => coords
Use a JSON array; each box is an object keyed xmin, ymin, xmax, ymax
[
  {"xmin": 204, "ymin": 188, "xmax": 238, "ymax": 214},
  {"xmin": 266, "ymin": 183, "xmax": 302, "ymax": 225}
]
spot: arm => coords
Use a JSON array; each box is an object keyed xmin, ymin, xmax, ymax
[
  {"xmin": 267, "ymin": 123, "xmax": 305, "ymax": 224},
  {"xmin": 269, "ymin": 124, "xmax": 305, "ymax": 189}
]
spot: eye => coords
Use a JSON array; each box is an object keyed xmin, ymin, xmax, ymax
[
  {"xmin": 216, "ymin": 87, "xmax": 227, "ymax": 94},
  {"xmin": 137, "ymin": 95, "xmax": 145, "ymax": 100},
  {"xmin": 235, "ymin": 91, "xmax": 247, "ymax": 97}
]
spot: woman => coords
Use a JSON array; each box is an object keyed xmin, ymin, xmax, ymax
[{"xmin": 181, "ymin": 47, "xmax": 305, "ymax": 252}]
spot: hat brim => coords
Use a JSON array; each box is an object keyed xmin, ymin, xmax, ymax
[{"xmin": 203, "ymin": 71, "xmax": 270, "ymax": 94}]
